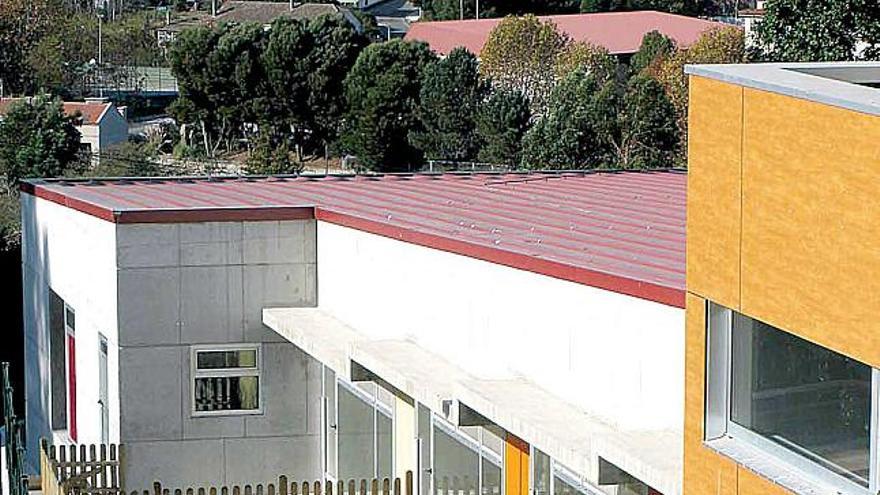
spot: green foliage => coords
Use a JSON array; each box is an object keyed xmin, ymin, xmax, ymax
[
  {"xmin": 475, "ymin": 89, "xmax": 532, "ymax": 166},
  {"xmin": 630, "ymin": 31, "xmax": 676, "ymax": 75},
  {"xmin": 341, "ymin": 40, "xmax": 438, "ymax": 172},
  {"xmin": 521, "ymin": 69, "xmax": 678, "ymax": 169},
  {"xmin": 756, "ymin": 0, "xmax": 880, "ymax": 62},
  {"xmin": 521, "ymin": 69, "xmax": 608, "ymax": 169},
  {"xmin": 0, "ymin": 97, "xmax": 82, "ymax": 186},
  {"xmin": 306, "ymin": 15, "xmax": 369, "ymax": 148},
  {"xmin": 410, "ymin": 48, "xmax": 488, "ymax": 162},
  {"xmin": 244, "ymin": 133, "xmax": 302, "ymax": 175},
  {"xmin": 579, "ymin": 0, "xmax": 703, "ymax": 14},
  {"xmin": 0, "ymin": 0, "xmax": 58, "ymax": 95},
  {"xmin": 650, "ymin": 26, "xmax": 744, "ymax": 139},
  {"xmin": 171, "ymin": 15, "xmax": 367, "ymax": 161},
  {"xmin": 612, "ymin": 74, "xmax": 679, "ymax": 168},
  {"xmin": 88, "ymin": 140, "xmax": 163, "ymax": 177},
  {"xmin": 480, "ymin": 15, "xmax": 569, "ymax": 114},
  {"xmin": 1, "ymin": 1, "xmax": 164, "ymax": 98},
  {"xmin": 555, "ymin": 41, "xmax": 618, "ymax": 83}
]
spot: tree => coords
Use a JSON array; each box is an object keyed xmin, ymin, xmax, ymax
[
  {"xmin": 306, "ymin": 15, "xmax": 369, "ymax": 152},
  {"xmin": 341, "ymin": 40, "xmax": 437, "ymax": 172},
  {"xmin": 475, "ymin": 89, "xmax": 532, "ymax": 166},
  {"xmin": 756, "ymin": 0, "xmax": 880, "ymax": 62},
  {"xmin": 0, "ymin": 97, "xmax": 81, "ymax": 186},
  {"xmin": 410, "ymin": 48, "xmax": 488, "ymax": 162},
  {"xmin": 610, "ymin": 75, "xmax": 679, "ymax": 169},
  {"xmin": 649, "ymin": 26, "xmax": 744, "ymax": 161},
  {"xmin": 579, "ymin": 0, "xmax": 702, "ymax": 14},
  {"xmin": 416, "ymin": 0, "xmax": 582, "ymax": 21},
  {"xmin": 0, "ymin": 0, "xmax": 59, "ymax": 95},
  {"xmin": 480, "ymin": 15, "xmax": 569, "ymax": 114},
  {"xmin": 629, "ymin": 31, "xmax": 676, "ymax": 75},
  {"xmin": 555, "ymin": 41, "xmax": 618, "ymax": 83},
  {"xmin": 520, "ymin": 69, "xmax": 609, "ymax": 169},
  {"xmin": 263, "ymin": 18, "xmax": 315, "ymax": 159}
]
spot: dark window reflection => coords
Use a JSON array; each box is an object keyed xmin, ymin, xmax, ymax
[{"xmin": 731, "ymin": 313, "xmax": 871, "ymax": 486}]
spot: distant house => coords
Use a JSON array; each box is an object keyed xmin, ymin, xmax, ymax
[
  {"xmin": 0, "ymin": 97, "xmax": 128, "ymax": 160},
  {"xmin": 404, "ymin": 10, "xmax": 732, "ymax": 58},
  {"xmin": 157, "ymin": 1, "xmax": 363, "ymax": 47},
  {"xmin": 738, "ymin": 0, "xmax": 766, "ymax": 48}
]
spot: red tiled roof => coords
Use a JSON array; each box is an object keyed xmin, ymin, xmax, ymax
[
  {"xmin": 22, "ymin": 171, "xmax": 686, "ymax": 307},
  {"xmin": 0, "ymin": 98, "xmax": 110, "ymax": 125},
  {"xmin": 405, "ymin": 10, "xmax": 731, "ymax": 56}
]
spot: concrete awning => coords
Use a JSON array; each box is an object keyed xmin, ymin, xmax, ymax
[{"xmin": 262, "ymin": 307, "xmax": 681, "ymax": 495}]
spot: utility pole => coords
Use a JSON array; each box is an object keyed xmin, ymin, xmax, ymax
[
  {"xmin": 475, "ymin": 0, "xmax": 479, "ymax": 18},
  {"xmin": 98, "ymin": 7, "xmax": 104, "ymax": 98},
  {"xmin": 459, "ymin": 0, "xmax": 463, "ymax": 19}
]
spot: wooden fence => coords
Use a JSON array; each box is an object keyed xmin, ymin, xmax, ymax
[
  {"xmin": 41, "ymin": 440, "xmax": 124, "ymax": 495},
  {"xmin": 132, "ymin": 473, "xmax": 415, "ymax": 495}
]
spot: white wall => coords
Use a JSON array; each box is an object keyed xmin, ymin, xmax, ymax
[
  {"xmin": 316, "ymin": 222, "xmax": 685, "ymax": 433},
  {"xmin": 22, "ymin": 194, "xmax": 120, "ymax": 472}
]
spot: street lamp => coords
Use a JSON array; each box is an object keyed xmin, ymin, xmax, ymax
[{"xmin": 97, "ymin": 1, "xmax": 106, "ymax": 97}]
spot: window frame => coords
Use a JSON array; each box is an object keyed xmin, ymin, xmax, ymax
[
  {"xmin": 190, "ymin": 344, "xmax": 263, "ymax": 417},
  {"xmin": 704, "ymin": 301, "xmax": 880, "ymax": 495}
]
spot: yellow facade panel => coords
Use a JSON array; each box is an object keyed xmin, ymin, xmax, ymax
[
  {"xmin": 740, "ymin": 88, "xmax": 880, "ymax": 366},
  {"xmin": 686, "ymin": 76, "xmax": 744, "ymax": 310}
]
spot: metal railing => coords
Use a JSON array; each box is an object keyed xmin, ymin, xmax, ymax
[{"xmin": 2, "ymin": 363, "xmax": 26, "ymax": 495}]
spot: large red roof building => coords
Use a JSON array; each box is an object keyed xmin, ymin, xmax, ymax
[{"xmin": 405, "ymin": 10, "xmax": 729, "ymax": 56}]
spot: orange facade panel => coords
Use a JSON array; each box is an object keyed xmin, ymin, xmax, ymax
[
  {"xmin": 686, "ymin": 76, "xmax": 743, "ymax": 310},
  {"xmin": 505, "ymin": 434, "xmax": 530, "ymax": 495},
  {"xmin": 739, "ymin": 88, "xmax": 880, "ymax": 366}
]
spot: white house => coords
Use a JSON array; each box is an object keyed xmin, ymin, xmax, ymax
[
  {"xmin": 21, "ymin": 171, "xmax": 685, "ymax": 495},
  {"xmin": 0, "ymin": 97, "xmax": 128, "ymax": 160}
]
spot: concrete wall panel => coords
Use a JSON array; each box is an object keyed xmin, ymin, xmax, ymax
[
  {"xmin": 118, "ymin": 267, "xmax": 180, "ymax": 346},
  {"xmin": 222, "ymin": 435, "xmax": 322, "ymax": 485},
  {"xmin": 119, "ymin": 346, "xmax": 183, "ymax": 442},
  {"xmin": 123, "ymin": 439, "xmax": 225, "ymax": 489}
]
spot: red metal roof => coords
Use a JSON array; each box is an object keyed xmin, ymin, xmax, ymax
[
  {"xmin": 23, "ymin": 171, "xmax": 686, "ymax": 307},
  {"xmin": 404, "ymin": 10, "xmax": 729, "ymax": 56},
  {"xmin": 0, "ymin": 98, "xmax": 110, "ymax": 125}
]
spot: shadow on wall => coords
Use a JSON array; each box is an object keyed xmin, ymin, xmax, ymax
[{"xmin": 0, "ymin": 243, "xmax": 24, "ymax": 417}]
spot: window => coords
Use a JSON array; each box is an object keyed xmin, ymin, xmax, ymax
[
  {"xmin": 48, "ymin": 290, "xmax": 77, "ymax": 441},
  {"xmin": 49, "ymin": 290, "xmax": 67, "ymax": 430},
  {"xmin": 191, "ymin": 345, "xmax": 261, "ymax": 416},
  {"xmin": 336, "ymin": 380, "xmax": 394, "ymax": 480},
  {"xmin": 705, "ymin": 302, "xmax": 878, "ymax": 494}
]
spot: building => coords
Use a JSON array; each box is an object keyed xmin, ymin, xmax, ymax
[
  {"xmin": 22, "ymin": 171, "xmax": 685, "ymax": 494},
  {"xmin": 737, "ymin": 1, "xmax": 765, "ymax": 48},
  {"xmin": 0, "ymin": 97, "xmax": 128, "ymax": 159},
  {"xmin": 157, "ymin": 2, "xmax": 363, "ymax": 47},
  {"xmin": 404, "ymin": 10, "xmax": 728, "ymax": 57},
  {"xmin": 684, "ymin": 62, "xmax": 880, "ymax": 494}
]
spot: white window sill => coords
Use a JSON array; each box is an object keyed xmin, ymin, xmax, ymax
[{"xmin": 704, "ymin": 437, "xmax": 863, "ymax": 495}]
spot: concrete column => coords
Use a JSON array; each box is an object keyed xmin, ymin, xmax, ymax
[{"xmin": 394, "ymin": 395, "xmax": 416, "ymax": 479}]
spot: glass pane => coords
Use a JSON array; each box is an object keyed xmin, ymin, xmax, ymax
[
  {"xmin": 533, "ymin": 449, "xmax": 551, "ymax": 495},
  {"xmin": 194, "ymin": 376, "xmax": 259, "ymax": 411},
  {"xmin": 481, "ymin": 457, "xmax": 501, "ymax": 495},
  {"xmin": 553, "ymin": 475, "xmax": 582, "ymax": 495},
  {"xmin": 731, "ymin": 312, "xmax": 871, "ymax": 487},
  {"xmin": 433, "ymin": 425, "xmax": 479, "ymax": 495},
  {"xmin": 418, "ymin": 406, "xmax": 432, "ymax": 495},
  {"xmin": 197, "ymin": 349, "xmax": 257, "ymax": 369},
  {"xmin": 325, "ymin": 368, "xmax": 338, "ymax": 479},
  {"xmin": 338, "ymin": 384, "xmax": 376, "ymax": 480},
  {"xmin": 65, "ymin": 306, "xmax": 75, "ymax": 332},
  {"xmin": 377, "ymin": 409, "xmax": 393, "ymax": 479},
  {"xmin": 481, "ymin": 426, "xmax": 504, "ymax": 459}
]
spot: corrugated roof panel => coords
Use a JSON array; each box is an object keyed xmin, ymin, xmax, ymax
[{"xmin": 23, "ymin": 171, "xmax": 686, "ymax": 306}]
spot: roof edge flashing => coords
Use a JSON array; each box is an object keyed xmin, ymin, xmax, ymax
[{"xmin": 685, "ymin": 62, "xmax": 880, "ymax": 117}]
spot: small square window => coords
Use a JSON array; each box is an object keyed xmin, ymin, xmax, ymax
[{"xmin": 191, "ymin": 345, "xmax": 261, "ymax": 416}]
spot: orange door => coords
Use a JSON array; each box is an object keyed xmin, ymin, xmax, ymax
[{"xmin": 505, "ymin": 434, "xmax": 529, "ymax": 495}]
